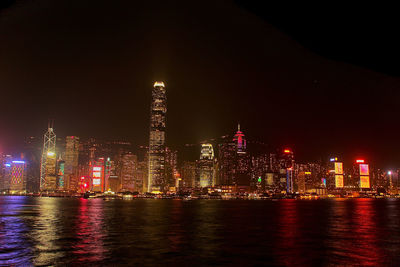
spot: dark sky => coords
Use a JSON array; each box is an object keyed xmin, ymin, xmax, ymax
[{"xmin": 1, "ymin": 0, "xmax": 400, "ymax": 167}]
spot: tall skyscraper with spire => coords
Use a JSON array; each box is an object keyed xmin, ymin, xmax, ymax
[
  {"xmin": 148, "ymin": 81, "xmax": 167, "ymax": 193},
  {"xmin": 233, "ymin": 124, "xmax": 250, "ymax": 186},
  {"xmin": 233, "ymin": 123, "xmax": 246, "ymax": 154},
  {"xmin": 40, "ymin": 122, "xmax": 57, "ymax": 191}
]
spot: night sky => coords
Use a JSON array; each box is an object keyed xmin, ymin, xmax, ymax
[{"xmin": 1, "ymin": 0, "xmax": 400, "ymax": 167}]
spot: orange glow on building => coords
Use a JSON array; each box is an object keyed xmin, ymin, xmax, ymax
[{"xmin": 335, "ymin": 175, "xmax": 344, "ymax": 188}]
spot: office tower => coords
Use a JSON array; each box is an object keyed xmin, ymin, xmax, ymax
[
  {"xmin": 136, "ymin": 160, "xmax": 147, "ymax": 193},
  {"xmin": 65, "ymin": 136, "xmax": 80, "ymax": 191},
  {"xmin": 23, "ymin": 136, "xmax": 41, "ymax": 192},
  {"xmin": 165, "ymin": 147, "xmax": 178, "ymax": 189},
  {"xmin": 281, "ymin": 149, "xmax": 295, "ymax": 193},
  {"xmin": 91, "ymin": 158, "xmax": 105, "ymax": 192},
  {"xmin": 329, "ymin": 158, "xmax": 344, "ymax": 189},
  {"xmin": 120, "ymin": 153, "xmax": 137, "ymax": 192},
  {"xmin": 148, "ymin": 81, "xmax": 167, "ymax": 193},
  {"xmin": 233, "ymin": 124, "xmax": 250, "ymax": 186},
  {"xmin": 57, "ymin": 160, "xmax": 65, "ymax": 190},
  {"xmin": 40, "ymin": 124, "xmax": 57, "ymax": 191},
  {"xmin": 104, "ymin": 157, "xmax": 112, "ymax": 191},
  {"xmin": 297, "ymin": 171, "xmax": 306, "ymax": 193},
  {"xmin": 0, "ymin": 155, "xmax": 12, "ymax": 191},
  {"xmin": 197, "ymin": 144, "xmax": 215, "ymax": 187},
  {"xmin": 218, "ymin": 138, "xmax": 236, "ymax": 186},
  {"xmin": 10, "ymin": 160, "xmax": 26, "ymax": 192},
  {"xmin": 0, "ymin": 153, "xmax": 5, "ymax": 191},
  {"xmin": 356, "ymin": 159, "xmax": 370, "ymax": 189},
  {"xmin": 182, "ymin": 161, "xmax": 197, "ymax": 188},
  {"xmin": 233, "ymin": 124, "xmax": 246, "ymax": 153},
  {"xmin": 251, "ymin": 154, "xmax": 269, "ymax": 191}
]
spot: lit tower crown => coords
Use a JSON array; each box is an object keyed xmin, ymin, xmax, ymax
[
  {"xmin": 40, "ymin": 122, "xmax": 57, "ymax": 191},
  {"xmin": 233, "ymin": 123, "xmax": 246, "ymax": 153},
  {"xmin": 148, "ymin": 81, "xmax": 167, "ymax": 193},
  {"xmin": 200, "ymin": 144, "xmax": 214, "ymax": 160}
]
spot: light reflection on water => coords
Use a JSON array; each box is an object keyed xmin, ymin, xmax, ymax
[{"xmin": 1, "ymin": 197, "xmax": 400, "ymax": 265}]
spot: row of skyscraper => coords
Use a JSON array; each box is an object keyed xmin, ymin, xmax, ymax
[{"xmin": 0, "ymin": 81, "xmax": 399, "ymax": 195}]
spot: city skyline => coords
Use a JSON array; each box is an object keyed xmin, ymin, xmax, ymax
[
  {"xmin": 2, "ymin": 1, "xmax": 400, "ymax": 168},
  {"xmin": 3, "ymin": 2, "xmax": 400, "ymax": 266}
]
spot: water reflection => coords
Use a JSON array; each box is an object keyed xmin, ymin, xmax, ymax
[
  {"xmin": 275, "ymin": 199, "xmax": 300, "ymax": 266},
  {"xmin": 71, "ymin": 198, "xmax": 107, "ymax": 263},
  {"xmin": 0, "ymin": 196, "xmax": 32, "ymax": 266},
  {"xmin": 351, "ymin": 199, "xmax": 383, "ymax": 266},
  {"xmin": 1, "ymin": 197, "xmax": 400, "ymax": 265},
  {"xmin": 32, "ymin": 198, "xmax": 64, "ymax": 265}
]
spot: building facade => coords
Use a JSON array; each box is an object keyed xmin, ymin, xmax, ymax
[{"xmin": 148, "ymin": 81, "xmax": 167, "ymax": 193}]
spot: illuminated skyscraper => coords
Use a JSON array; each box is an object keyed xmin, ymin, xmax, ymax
[
  {"xmin": 218, "ymin": 139, "xmax": 236, "ymax": 186},
  {"xmin": 120, "ymin": 153, "xmax": 137, "ymax": 192},
  {"xmin": 282, "ymin": 149, "xmax": 295, "ymax": 193},
  {"xmin": 148, "ymin": 81, "xmax": 167, "ymax": 193},
  {"xmin": 198, "ymin": 144, "xmax": 215, "ymax": 187},
  {"xmin": 182, "ymin": 161, "xmax": 197, "ymax": 188},
  {"xmin": 40, "ymin": 124, "xmax": 57, "ymax": 191},
  {"xmin": 165, "ymin": 147, "xmax": 178, "ymax": 189},
  {"xmin": 0, "ymin": 155, "xmax": 12, "ymax": 191},
  {"xmin": 91, "ymin": 158, "xmax": 105, "ymax": 192},
  {"xmin": 233, "ymin": 124, "xmax": 246, "ymax": 154},
  {"xmin": 57, "ymin": 159, "xmax": 65, "ymax": 190},
  {"xmin": 64, "ymin": 136, "xmax": 80, "ymax": 191},
  {"xmin": 233, "ymin": 124, "xmax": 250, "ymax": 186},
  {"xmin": 10, "ymin": 160, "xmax": 26, "ymax": 192}
]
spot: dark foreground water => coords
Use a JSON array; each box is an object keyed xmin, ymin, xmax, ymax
[{"xmin": 1, "ymin": 197, "xmax": 400, "ymax": 266}]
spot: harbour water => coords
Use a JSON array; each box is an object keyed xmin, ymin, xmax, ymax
[{"xmin": 1, "ymin": 196, "xmax": 400, "ymax": 266}]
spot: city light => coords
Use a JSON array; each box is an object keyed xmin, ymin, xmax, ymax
[
  {"xmin": 284, "ymin": 149, "xmax": 291, "ymax": 153},
  {"xmin": 154, "ymin": 81, "xmax": 165, "ymax": 87},
  {"xmin": 388, "ymin": 171, "xmax": 392, "ymax": 175},
  {"xmin": 12, "ymin": 160, "xmax": 25, "ymax": 164},
  {"xmin": 356, "ymin": 159, "xmax": 365, "ymax": 163},
  {"xmin": 47, "ymin": 151, "xmax": 55, "ymax": 156}
]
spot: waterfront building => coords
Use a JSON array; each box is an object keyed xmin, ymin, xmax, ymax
[
  {"xmin": 91, "ymin": 158, "xmax": 105, "ymax": 192},
  {"xmin": 10, "ymin": 160, "xmax": 26, "ymax": 192},
  {"xmin": 218, "ymin": 139, "xmax": 236, "ymax": 186},
  {"xmin": 23, "ymin": 136, "xmax": 41, "ymax": 192},
  {"xmin": 120, "ymin": 153, "xmax": 137, "ymax": 192},
  {"xmin": 281, "ymin": 149, "xmax": 294, "ymax": 193},
  {"xmin": 356, "ymin": 159, "xmax": 370, "ymax": 189},
  {"xmin": 182, "ymin": 161, "xmax": 197, "ymax": 188},
  {"xmin": 64, "ymin": 136, "xmax": 80, "ymax": 191},
  {"xmin": 233, "ymin": 125, "xmax": 251, "ymax": 186},
  {"xmin": 57, "ymin": 159, "xmax": 65, "ymax": 190},
  {"xmin": 148, "ymin": 81, "xmax": 167, "ymax": 193},
  {"xmin": 40, "ymin": 124, "xmax": 57, "ymax": 191},
  {"xmin": 197, "ymin": 143, "xmax": 215, "ymax": 187},
  {"xmin": 165, "ymin": 147, "xmax": 178, "ymax": 189}
]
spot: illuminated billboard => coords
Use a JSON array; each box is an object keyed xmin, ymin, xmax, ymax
[
  {"xmin": 93, "ymin": 166, "xmax": 102, "ymax": 178},
  {"xmin": 334, "ymin": 162, "xmax": 343, "ymax": 175},
  {"xmin": 93, "ymin": 178, "xmax": 101, "ymax": 185},
  {"xmin": 360, "ymin": 176, "xmax": 370, "ymax": 188},
  {"xmin": 359, "ymin": 164, "xmax": 369, "ymax": 175},
  {"xmin": 335, "ymin": 175, "xmax": 344, "ymax": 188}
]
